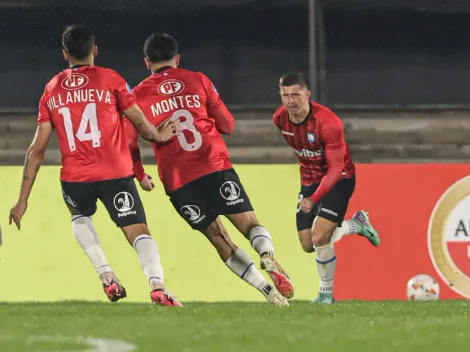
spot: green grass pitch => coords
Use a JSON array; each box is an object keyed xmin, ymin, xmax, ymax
[{"xmin": 0, "ymin": 301, "xmax": 469, "ymax": 351}]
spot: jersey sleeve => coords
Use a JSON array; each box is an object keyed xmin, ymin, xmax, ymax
[
  {"xmin": 111, "ymin": 72, "xmax": 137, "ymax": 112},
  {"xmin": 200, "ymin": 73, "xmax": 222, "ymax": 110},
  {"xmin": 133, "ymin": 86, "xmax": 152, "ymax": 118},
  {"xmin": 322, "ymin": 115, "xmax": 346, "ymax": 149},
  {"xmin": 272, "ymin": 107, "xmax": 283, "ymax": 130},
  {"xmin": 200, "ymin": 73, "xmax": 234, "ymax": 135},
  {"xmin": 123, "ymin": 116, "xmax": 139, "ymax": 142},
  {"xmin": 310, "ymin": 113, "xmax": 346, "ymax": 204},
  {"xmin": 37, "ymin": 90, "xmax": 51, "ymax": 126},
  {"xmin": 123, "ymin": 117, "xmax": 146, "ymax": 181}
]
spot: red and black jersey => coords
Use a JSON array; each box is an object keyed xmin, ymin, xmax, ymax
[{"xmin": 273, "ymin": 101, "xmax": 355, "ymax": 203}]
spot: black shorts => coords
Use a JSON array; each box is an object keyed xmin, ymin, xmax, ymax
[
  {"xmin": 169, "ymin": 169, "xmax": 254, "ymax": 231},
  {"xmin": 296, "ymin": 178, "xmax": 356, "ymax": 231},
  {"xmin": 61, "ymin": 176, "xmax": 147, "ymax": 228}
]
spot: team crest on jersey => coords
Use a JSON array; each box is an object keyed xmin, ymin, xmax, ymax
[
  {"xmin": 61, "ymin": 73, "xmax": 89, "ymax": 90},
  {"xmin": 158, "ymin": 79, "xmax": 185, "ymax": 95},
  {"xmin": 307, "ymin": 132, "xmax": 316, "ymax": 144}
]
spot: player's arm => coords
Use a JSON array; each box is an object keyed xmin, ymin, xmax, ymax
[
  {"xmin": 203, "ymin": 75, "xmax": 235, "ymax": 135},
  {"xmin": 124, "ymin": 118, "xmax": 154, "ymax": 191},
  {"xmin": 113, "ymin": 74, "xmax": 178, "ymax": 143},
  {"xmin": 124, "ymin": 117, "xmax": 146, "ymax": 181},
  {"xmin": 9, "ymin": 118, "xmax": 52, "ymax": 230},
  {"xmin": 209, "ymin": 103, "xmax": 235, "ymax": 135},
  {"xmin": 19, "ymin": 122, "xmax": 52, "ymax": 201},
  {"xmin": 123, "ymin": 104, "xmax": 177, "ymax": 143},
  {"xmin": 310, "ymin": 117, "xmax": 346, "ymax": 204}
]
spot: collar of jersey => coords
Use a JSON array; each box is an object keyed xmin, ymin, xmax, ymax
[
  {"xmin": 289, "ymin": 102, "xmax": 313, "ymax": 126},
  {"xmin": 70, "ymin": 64, "xmax": 91, "ymax": 69},
  {"xmin": 153, "ymin": 66, "xmax": 173, "ymax": 74}
]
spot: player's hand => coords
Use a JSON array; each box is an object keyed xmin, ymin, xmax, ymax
[
  {"xmin": 139, "ymin": 174, "xmax": 155, "ymax": 192},
  {"xmin": 9, "ymin": 200, "xmax": 28, "ymax": 230},
  {"xmin": 299, "ymin": 197, "xmax": 314, "ymax": 213},
  {"xmin": 156, "ymin": 118, "xmax": 180, "ymax": 142}
]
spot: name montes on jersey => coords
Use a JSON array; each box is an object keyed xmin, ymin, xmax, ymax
[
  {"xmin": 150, "ymin": 95, "xmax": 201, "ymax": 117},
  {"xmin": 47, "ymin": 89, "xmax": 112, "ymax": 111}
]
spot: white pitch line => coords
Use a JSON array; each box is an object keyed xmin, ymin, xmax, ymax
[{"xmin": 25, "ymin": 335, "xmax": 137, "ymax": 352}]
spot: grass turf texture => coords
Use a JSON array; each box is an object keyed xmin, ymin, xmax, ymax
[{"xmin": 0, "ymin": 301, "xmax": 469, "ymax": 352}]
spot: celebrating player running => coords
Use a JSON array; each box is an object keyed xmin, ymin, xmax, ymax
[
  {"xmin": 125, "ymin": 33, "xmax": 293, "ymax": 306},
  {"xmin": 9, "ymin": 25, "xmax": 182, "ymax": 306},
  {"xmin": 273, "ymin": 72, "xmax": 380, "ymax": 304}
]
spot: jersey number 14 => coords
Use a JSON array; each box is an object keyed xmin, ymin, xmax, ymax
[{"xmin": 58, "ymin": 103, "xmax": 102, "ymax": 152}]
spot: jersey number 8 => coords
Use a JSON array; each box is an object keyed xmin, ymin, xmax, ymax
[{"xmin": 170, "ymin": 109, "xmax": 202, "ymax": 152}]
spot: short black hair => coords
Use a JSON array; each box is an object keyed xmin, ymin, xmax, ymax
[
  {"xmin": 143, "ymin": 33, "xmax": 178, "ymax": 63},
  {"xmin": 279, "ymin": 72, "xmax": 310, "ymax": 90},
  {"xmin": 62, "ymin": 25, "xmax": 95, "ymax": 60}
]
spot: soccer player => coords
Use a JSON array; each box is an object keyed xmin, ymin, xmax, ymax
[
  {"xmin": 125, "ymin": 33, "xmax": 293, "ymax": 306},
  {"xmin": 273, "ymin": 72, "xmax": 380, "ymax": 304},
  {"xmin": 8, "ymin": 25, "xmax": 182, "ymax": 307}
]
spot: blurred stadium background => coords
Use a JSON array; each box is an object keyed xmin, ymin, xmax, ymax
[{"xmin": 2, "ymin": 0, "xmax": 470, "ymax": 165}]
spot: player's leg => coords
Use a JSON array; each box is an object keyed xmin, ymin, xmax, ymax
[
  {"xmin": 224, "ymin": 211, "xmax": 294, "ymax": 299},
  {"xmin": 311, "ymin": 216, "xmax": 338, "ymax": 304},
  {"xmin": 303, "ymin": 179, "xmax": 380, "ymax": 247},
  {"xmin": 310, "ymin": 178, "xmax": 356, "ymax": 304},
  {"xmin": 208, "ymin": 169, "xmax": 294, "ymax": 299},
  {"xmin": 297, "ymin": 184, "xmax": 361, "ymax": 251},
  {"xmin": 170, "ymin": 181, "xmax": 288, "ymax": 306},
  {"xmin": 60, "ymin": 181, "xmax": 124, "ymax": 302},
  {"xmin": 203, "ymin": 218, "xmax": 288, "ymax": 306},
  {"xmin": 350, "ymin": 210, "xmax": 380, "ymax": 246},
  {"xmin": 98, "ymin": 177, "xmax": 181, "ymax": 306},
  {"xmin": 214, "ymin": 170, "xmax": 275, "ymax": 256},
  {"xmin": 122, "ymin": 223, "xmax": 182, "ymax": 307},
  {"xmin": 296, "ymin": 185, "xmax": 318, "ymax": 252}
]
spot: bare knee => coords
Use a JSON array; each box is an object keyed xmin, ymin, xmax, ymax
[
  {"xmin": 311, "ymin": 217, "xmax": 338, "ymax": 248},
  {"xmin": 301, "ymin": 242, "xmax": 315, "ymax": 253},
  {"xmin": 121, "ymin": 223, "xmax": 151, "ymax": 246},
  {"xmin": 312, "ymin": 230, "xmax": 334, "ymax": 247},
  {"xmin": 203, "ymin": 219, "xmax": 237, "ymax": 261},
  {"xmin": 298, "ymin": 230, "xmax": 315, "ymax": 253},
  {"xmin": 205, "ymin": 218, "xmax": 229, "ymax": 240},
  {"xmin": 226, "ymin": 211, "xmax": 260, "ymax": 237}
]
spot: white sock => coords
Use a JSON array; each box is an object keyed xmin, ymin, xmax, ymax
[
  {"xmin": 314, "ymin": 244, "xmax": 336, "ymax": 293},
  {"xmin": 133, "ymin": 235, "xmax": 164, "ymax": 289},
  {"xmin": 248, "ymin": 226, "xmax": 275, "ymax": 257},
  {"xmin": 72, "ymin": 215, "xmax": 112, "ymax": 276},
  {"xmin": 225, "ymin": 248, "xmax": 272, "ymax": 296},
  {"xmin": 330, "ymin": 220, "xmax": 357, "ymax": 244}
]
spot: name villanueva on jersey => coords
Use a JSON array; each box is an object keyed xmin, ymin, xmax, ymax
[{"xmin": 46, "ymin": 89, "xmax": 112, "ymax": 110}]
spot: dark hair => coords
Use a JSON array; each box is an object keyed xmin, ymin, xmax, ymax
[
  {"xmin": 143, "ymin": 33, "xmax": 178, "ymax": 63},
  {"xmin": 279, "ymin": 72, "xmax": 310, "ymax": 90},
  {"xmin": 62, "ymin": 25, "xmax": 95, "ymax": 60}
]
